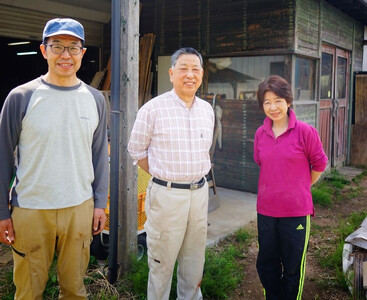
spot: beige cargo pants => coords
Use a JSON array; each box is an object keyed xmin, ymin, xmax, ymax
[
  {"xmin": 11, "ymin": 198, "xmax": 94, "ymax": 300},
  {"xmin": 145, "ymin": 179, "xmax": 209, "ymax": 300}
]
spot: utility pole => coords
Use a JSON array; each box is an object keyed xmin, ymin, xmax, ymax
[{"xmin": 108, "ymin": 0, "xmax": 139, "ymax": 282}]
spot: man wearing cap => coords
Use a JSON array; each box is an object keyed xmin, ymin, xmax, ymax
[
  {"xmin": 0, "ymin": 18, "xmax": 109, "ymax": 299},
  {"xmin": 128, "ymin": 47, "xmax": 214, "ymax": 300}
]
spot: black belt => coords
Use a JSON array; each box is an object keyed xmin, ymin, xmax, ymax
[{"xmin": 152, "ymin": 177, "xmax": 205, "ymax": 190}]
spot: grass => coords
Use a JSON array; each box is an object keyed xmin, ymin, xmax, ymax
[
  {"xmin": 312, "ymin": 184, "xmax": 333, "ymax": 207},
  {"xmin": 0, "ymin": 263, "xmax": 14, "ymax": 300},
  {"xmin": 44, "ymin": 258, "xmax": 59, "ymax": 299},
  {"xmin": 316, "ymin": 211, "xmax": 367, "ymax": 290},
  {"xmin": 0, "ymin": 239, "xmax": 250, "ymax": 300},
  {"xmin": 312, "ymin": 168, "xmax": 365, "ymax": 207},
  {"xmin": 310, "ymin": 168, "xmax": 367, "ymax": 294},
  {"xmin": 1, "ymin": 167, "xmax": 366, "ymax": 299},
  {"xmin": 116, "ymin": 228, "xmax": 252, "ymax": 299},
  {"xmin": 352, "ymin": 169, "xmax": 367, "ymax": 184}
]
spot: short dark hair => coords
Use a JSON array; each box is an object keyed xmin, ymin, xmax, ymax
[
  {"xmin": 257, "ymin": 75, "xmax": 293, "ymax": 109},
  {"xmin": 171, "ymin": 47, "xmax": 203, "ymax": 68}
]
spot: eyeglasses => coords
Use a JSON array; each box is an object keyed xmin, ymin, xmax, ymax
[{"xmin": 45, "ymin": 44, "xmax": 83, "ymax": 56}]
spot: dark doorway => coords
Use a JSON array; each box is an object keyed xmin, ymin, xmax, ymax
[{"xmin": 0, "ymin": 37, "xmax": 100, "ymax": 110}]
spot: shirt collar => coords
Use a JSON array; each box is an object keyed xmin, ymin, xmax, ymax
[
  {"xmin": 171, "ymin": 89, "xmax": 197, "ymax": 109},
  {"xmin": 263, "ymin": 108, "xmax": 296, "ymax": 133}
]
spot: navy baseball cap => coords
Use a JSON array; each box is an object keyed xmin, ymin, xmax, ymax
[{"xmin": 42, "ymin": 18, "xmax": 85, "ymax": 43}]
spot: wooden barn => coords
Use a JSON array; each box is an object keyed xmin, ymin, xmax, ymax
[
  {"xmin": 0, "ymin": 0, "xmax": 366, "ymax": 194},
  {"xmin": 138, "ymin": 0, "xmax": 367, "ymax": 193}
]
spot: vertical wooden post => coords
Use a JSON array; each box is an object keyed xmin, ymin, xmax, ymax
[{"xmin": 118, "ymin": 0, "xmax": 139, "ymax": 274}]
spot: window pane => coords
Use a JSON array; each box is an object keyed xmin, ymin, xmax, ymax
[
  {"xmin": 206, "ymin": 56, "xmax": 285, "ymax": 100},
  {"xmin": 295, "ymin": 57, "xmax": 316, "ymax": 100},
  {"xmin": 321, "ymin": 53, "xmax": 333, "ymax": 99},
  {"xmin": 336, "ymin": 57, "xmax": 347, "ymax": 99},
  {"xmin": 294, "ymin": 104, "xmax": 317, "ymax": 127}
]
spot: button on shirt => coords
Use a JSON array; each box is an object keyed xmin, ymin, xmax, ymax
[
  {"xmin": 254, "ymin": 109, "xmax": 328, "ymax": 217},
  {"xmin": 128, "ymin": 90, "xmax": 214, "ymax": 182}
]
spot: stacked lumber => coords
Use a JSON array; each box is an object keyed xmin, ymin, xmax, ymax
[
  {"xmin": 139, "ymin": 33, "xmax": 155, "ymax": 107},
  {"xmin": 90, "ymin": 32, "xmax": 155, "ymax": 108},
  {"xmin": 90, "ymin": 56, "xmax": 111, "ymax": 90},
  {"xmin": 90, "ymin": 71, "xmax": 106, "ymax": 89},
  {"xmin": 101, "ymin": 56, "xmax": 112, "ymax": 91}
]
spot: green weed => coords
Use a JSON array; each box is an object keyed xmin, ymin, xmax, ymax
[
  {"xmin": 0, "ymin": 265, "xmax": 15, "ymax": 300},
  {"xmin": 312, "ymin": 184, "xmax": 333, "ymax": 207},
  {"xmin": 122, "ymin": 255, "xmax": 149, "ymax": 298},
  {"xmin": 235, "ymin": 227, "xmax": 252, "ymax": 243},
  {"xmin": 352, "ymin": 169, "xmax": 367, "ymax": 184},
  {"xmin": 316, "ymin": 211, "xmax": 367, "ymax": 290},
  {"xmin": 118, "ymin": 240, "xmax": 245, "ymax": 299},
  {"xmin": 339, "ymin": 211, "xmax": 367, "ymax": 239},
  {"xmin": 201, "ymin": 245, "xmax": 242, "ymax": 299}
]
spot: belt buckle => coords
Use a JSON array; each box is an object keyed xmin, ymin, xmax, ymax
[{"xmin": 190, "ymin": 182, "xmax": 199, "ymax": 190}]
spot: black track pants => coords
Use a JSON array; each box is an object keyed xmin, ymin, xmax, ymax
[{"xmin": 256, "ymin": 213, "xmax": 310, "ymax": 300}]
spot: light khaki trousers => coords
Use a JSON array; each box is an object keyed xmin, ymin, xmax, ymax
[
  {"xmin": 11, "ymin": 199, "xmax": 94, "ymax": 300},
  {"xmin": 145, "ymin": 179, "xmax": 209, "ymax": 300}
]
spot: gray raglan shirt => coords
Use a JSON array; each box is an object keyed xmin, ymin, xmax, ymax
[{"xmin": 0, "ymin": 76, "xmax": 109, "ymax": 220}]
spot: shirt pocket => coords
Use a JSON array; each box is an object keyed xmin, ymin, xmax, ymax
[{"xmin": 199, "ymin": 128, "xmax": 213, "ymax": 151}]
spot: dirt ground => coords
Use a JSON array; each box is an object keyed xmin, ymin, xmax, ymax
[
  {"xmin": 1, "ymin": 174, "xmax": 366, "ymax": 299},
  {"xmin": 229, "ymin": 176, "xmax": 367, "ymax": 300}
]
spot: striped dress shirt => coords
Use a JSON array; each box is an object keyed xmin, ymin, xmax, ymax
[{"xmin": 128, "ymin": 90, "xmax": 214, "ymax": 182}]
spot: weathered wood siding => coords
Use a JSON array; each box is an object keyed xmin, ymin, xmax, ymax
[
  {"xmin": 162, "ymin": 0, "xmax": 202, "ymax": 54},
  {"xmin": 351, "ymin": 74, "xmax": 367, "ymax": 166},
  {"xmin": 321, "ymin": 1, "xmax": 354, "ymax": 51},
  {"xmin": 139, "ymin": 0, "xmax": 365, "ymax": 192},
  {"xmin": 212, "ymin": 99, "xmax": 262, "ymax": 193},
  {"xmin": 245, "ymin": 0, "xmax": 294, "ymax": 52},
  {"xmin": 141, "ymin": 0, "xmax": 294, "ymax": 56},
  {"xmin": 295, "ymin": 0, "xmax": 320, "ymax": 56},
  {"xmin": 354, "ymin": 24, "xmax": 364, "ymax": 72},
  {"xmin": 205, "ymin": 0, "xmax": 245, "ymax": 54}
]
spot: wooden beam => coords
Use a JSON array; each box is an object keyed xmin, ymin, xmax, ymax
[
  {"xmin": 118, "ymin": 0, "xmax": 139, "ymax": 274},
  {"xmin": 102, "ymin": 56, "xmax": 112, "ymax": 91},
  {"xmin": 363, "ymin": 261, "xmax": 367, "ymax": 289}
]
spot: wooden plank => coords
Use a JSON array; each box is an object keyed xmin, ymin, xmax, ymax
[
  {"xmin": 101, "ymin": 56, "xmax": 111, "ymax": 91},
  {"xmin": 319, "ymin": 108, "xmax": 332, "ymax": 159},
  {"xmin": 351, "ymin": 124, "xmax": 367, "ymax": 166},
  {"xmin": 90, "ymin": 71, "xmax": 106, "ymax": 89},
  {"xmin": 321, "ymin": 1, "xmax": 354, "ymax": 50},
  {"xmin": 139, "ymin": 33, "xmax": 155, "ymax": 106},
  {"xmin": 355, "ymin": 75, "xmax": 367, "ymax": 125},
  {"xmin": 144, "ymin": 71, "xmax": 153, "ymax": 103},
  {"xmin": 363, "ymin": 261, "xmax": 367, "ymax": 289},
  {"xmin": 211, "ymin": 99, "xmax": 262, "ymax": 193}
]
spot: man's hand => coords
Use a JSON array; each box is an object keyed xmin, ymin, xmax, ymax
[
  {"xmin": 92, "ymin": 208, "xmax": 106, "ymax": 235},
  {"xmin": 0, "ymin": 218, "xmax": 14, "ymax": 245},
  {"xmin": 138, "ymin": 157, "xmax": 150, "ymax": 174}
]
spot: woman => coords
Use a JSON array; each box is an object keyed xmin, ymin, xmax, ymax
[{"xmin": 254, "ymin": 75, "xmax": 328, "ymax": 300}]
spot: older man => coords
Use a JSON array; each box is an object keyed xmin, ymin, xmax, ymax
[{"xmin": 128, "ymin": 47, "xmax": 214, "ymax": 300}]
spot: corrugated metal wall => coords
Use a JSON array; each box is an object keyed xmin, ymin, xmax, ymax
[{"xmin": 0, "ymin": 5, "xmax": 103, "ymax": 47}]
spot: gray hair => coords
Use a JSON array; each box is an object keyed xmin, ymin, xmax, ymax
[{"xmin": 171, "ymin": 47, "xmax": 203, "ymax": 68}]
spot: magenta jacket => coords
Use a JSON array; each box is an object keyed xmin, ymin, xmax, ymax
[{"xmin": 254, "ymin": 109, "xmax": 328, "ymax": 218}]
